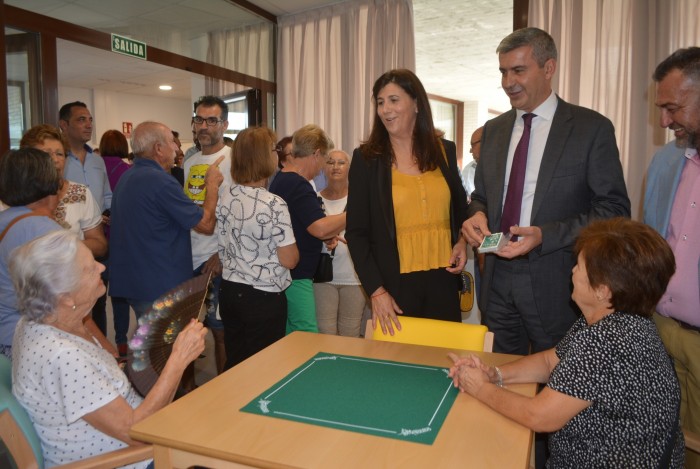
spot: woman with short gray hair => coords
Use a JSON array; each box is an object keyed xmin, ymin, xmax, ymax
[
  {"xmin": 269, "ymin": 125, "xmax": 347, "ymax": 333},
  {"xmin": 10, "ymin": 230, "xmax": 207, "ymax": 467}
]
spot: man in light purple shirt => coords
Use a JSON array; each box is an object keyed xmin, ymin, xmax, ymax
[{"xmin": 645, "ymin": 46, "xmax": 700, "ymax": 468}]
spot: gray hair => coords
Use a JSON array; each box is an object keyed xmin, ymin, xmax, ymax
[
  {"xmin": 497, "ymin": 27, "xmax": 557, "ymax": 67},
  {"xmin": 328, "ymin": 149, "xmax": 351, "ymax": 163},
  {"xmin": 292, "ymin": 124, "xmax": 334, "ymax": 158},
  {"xmin": 9, "ymin": 230, "xmax": 82, "ymax": 322},
  {"xmin": 131, "ymin": 121, "xmax": 170, "ymax": 158}
]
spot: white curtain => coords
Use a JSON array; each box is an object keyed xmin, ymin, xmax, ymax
[
  {"xmin": 276, "ymin": 0, "xmax": 415, "ymax": 153},
  {"xmin": 529, "ymin": 0, "xmax": 700, "ymax": 220},
  {"xmin": 206, "ymin": 22, "xmax": 275, "ymax": 96}
]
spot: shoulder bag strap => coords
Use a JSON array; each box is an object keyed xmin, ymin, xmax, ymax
[{"xmin": 0, "ymin": 212, "xmax": 42, "ymax": 243}]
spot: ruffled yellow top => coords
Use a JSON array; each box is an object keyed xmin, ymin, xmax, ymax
[{"xmin": 392, "ymin": 167, "xmax": 452, "ymax": 274}]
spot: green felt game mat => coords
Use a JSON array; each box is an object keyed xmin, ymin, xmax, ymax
[{"xmin": 240, "ymin": 352, "xmax": 459, "ymax": 444}]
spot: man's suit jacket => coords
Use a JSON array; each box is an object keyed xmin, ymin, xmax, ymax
[
  {"xmin": 467, "ymin": 97, "xmax": 630, "ymax": 336},
  {"xmin": 644, "ymin": 141, "xmax": 686, "ymax": 237},
  {"xmin": 346, "ymin": 139, "xmax": 468, "ymax": 299},
  {"xmin": 644, "ymin": 141, "xmax": 700, "ymax": 286}
]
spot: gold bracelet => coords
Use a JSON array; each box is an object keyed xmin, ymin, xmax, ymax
[{"xmin": 371, "ymin": 290, "xmax": 387, "ymax": 298}]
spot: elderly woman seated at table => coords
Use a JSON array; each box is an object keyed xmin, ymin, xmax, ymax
[
  {"xmin": 9, "ymin": 230, "xmax": 207, "ymax": 467},
  {"xmin": 449, "ymin": 218, "xmax": 684, "ymax": 468}
]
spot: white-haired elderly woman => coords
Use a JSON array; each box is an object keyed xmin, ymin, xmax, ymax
[{"xmin": 9, "ymin": 230, "xmax": 206, "ymax": 467}]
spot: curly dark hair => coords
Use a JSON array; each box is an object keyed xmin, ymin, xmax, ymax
[{"xmin": 193, "ymin": 95, "xmax": 229, "ymax": 120}]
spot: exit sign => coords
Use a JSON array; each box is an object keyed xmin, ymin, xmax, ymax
[{"xmin": 111, "ymin": 34, "xmax": 147, "ymax": 60}]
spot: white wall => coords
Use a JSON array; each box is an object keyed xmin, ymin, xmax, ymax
[{"xmin": 58, "ymin": 86, "xmax": 192, "ymax": 149}]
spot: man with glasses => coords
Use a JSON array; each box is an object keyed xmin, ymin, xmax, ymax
[{"xmin": 183, "ymin": 96, "xmax": 233, "ymax": 377}]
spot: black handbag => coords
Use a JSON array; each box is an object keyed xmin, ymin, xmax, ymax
[{"xmin": 313, "ymin": 248, "xmax": 335, "ymax": 283}]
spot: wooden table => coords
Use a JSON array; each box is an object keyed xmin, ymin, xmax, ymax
[{"xmin": 130, "ymin": 332, "xmax": 536, "ymax": 469}]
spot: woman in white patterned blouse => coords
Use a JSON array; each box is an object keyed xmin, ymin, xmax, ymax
[
  {"xmin": 20, "ymin": 125, "xmax": 107, "ymax": 258},
  {"xmin": 10, "ymin": 230, "xmax": 206, "ymax": 467}
]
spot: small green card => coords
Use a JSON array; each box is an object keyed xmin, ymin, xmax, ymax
[{"xmin": 241, "ymin": 352, "xmax": 459, "ymax": 444}]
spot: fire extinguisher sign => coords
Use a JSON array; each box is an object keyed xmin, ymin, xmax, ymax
[{"xmin": 122, "ymin": 122, "xmax": 133, "ymax": 138}]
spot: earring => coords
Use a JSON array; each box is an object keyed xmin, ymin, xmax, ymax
[{"xmin": 72, "ymin": 305, "xmax": 76, "ymax": 311}]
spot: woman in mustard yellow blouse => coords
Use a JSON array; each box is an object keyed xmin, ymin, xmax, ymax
[{"xmin": 346, "ymin": 69, "xmax": 468, "ymax": 335}]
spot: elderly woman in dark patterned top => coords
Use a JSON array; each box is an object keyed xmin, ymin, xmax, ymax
[
  {"xmin": 449, "ymin": 218, "xmax": 684, "ymax": 468},
  {"xmin": 10, "ymin": 230, "xmax": 206, "ymax": 467},
  {"xmin": 20, "ymin": 125, "xmax": 107, "ymax": 258}
]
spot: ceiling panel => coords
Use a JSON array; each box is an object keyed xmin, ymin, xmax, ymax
[{"xmin": 7, "ymin": 0, "xmax": 513, "ymax": 115}]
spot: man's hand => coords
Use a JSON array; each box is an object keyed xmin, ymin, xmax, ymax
[
  {"xmin": 461, "ymin": 212, "xmax": 491, "ymax": 248},
  {"xmin": 497, "ymin": 225, "xmax": 542, "ymax": 258},
  {"xmin": 204, "ymin": 155, "xmax": 225, "ymax": 189}
]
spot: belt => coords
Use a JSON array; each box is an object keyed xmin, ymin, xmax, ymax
[{"xmin": 674, "ymin": 318, "xmax": 700, "ymax": 333}]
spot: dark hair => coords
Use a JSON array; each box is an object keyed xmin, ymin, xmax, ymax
[
  {"xmin": 172, "ymin": 130, "xmax": 180, "ymax": 139},
  {"xmin": 360, "ymin": 69, "xmax": 443, "ymax": 172},
  {"xmin": 99, "ymin": 130, "xmax": 129, "ymax": 158},
  {"xmin": 497, "ymin": 27, "xmax": 557, "ymax": 67},
  {"xmin": 193, "ymin": 96, "xmax": 229, "ymax": 120},
  {"xmin": 59, "ymin": 101, "xmax": 88, "ymax": 122},
  {"xmin": 20, "ymin": 125, "xmax": 68, "ymax": 155},
  {"xmin": 231, "ymin": 127, "xmax": 277, "ymax": 184},
  {"xmin": 276, "ymin": 136, "xmax": 292, "ymax": 169},
  {"xmin": 575, "ymin": 218, "xmax": 675, "ymax": 317},
  {"xmin": 653, "ymin": 47, "xmax": 700, "ymax": 83},
  {"xmin": 0, "ymin": 148, "xmax": 61, "ymax": 206}
]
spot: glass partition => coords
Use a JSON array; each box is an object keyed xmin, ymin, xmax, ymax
[{"xmin": 5, "ymin": 28, "xmax": 41, "ymax": 148}]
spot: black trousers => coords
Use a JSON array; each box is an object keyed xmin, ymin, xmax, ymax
[
  {"xmin": 219, "ymin": 279, "xmax": 287, "ymax": 370},
  {"xmin": 394, "ymin": 268, "xmax": 461, "ymax": 322}
]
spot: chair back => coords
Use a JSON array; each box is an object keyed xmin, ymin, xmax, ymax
[
  {"xmin": 0, "ymin": 353, "xmax": 11, "ymax": 390},
  {"xmin": 366, "ymin": 316, "xmax": 494, "ymax": 352},
  {"xmin": 0, "ymin": 354, "xmax": 44, "ymax": 469}
]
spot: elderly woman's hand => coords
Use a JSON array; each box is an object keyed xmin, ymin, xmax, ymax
[
  {"xmin": 323, "ymin": 235, "xmax": 341, "ymax": 251},
  {"xmin": 448, "ymin": 352, "xmax": 491, "ymax": 396},
  {"xmin": 170, "ymin": 319, "xmax": 207, "ymax": 367}
]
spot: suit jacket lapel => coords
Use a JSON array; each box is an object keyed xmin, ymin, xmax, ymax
[
  {"xmin": 531, "ymin": 97, "xmax": 573, "ymax": 222},
  {"xmin": 489, "ymin": 110, "xmax": 517, "ymax": 226}
]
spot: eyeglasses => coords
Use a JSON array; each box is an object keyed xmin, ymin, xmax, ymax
[
  {"xmin": 326, "ymin": 160, "xmax": 347, "ymax": 167},
  {"xmin": 192, "ymin": 116, "xmax": 224, "ymax": 126}
]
